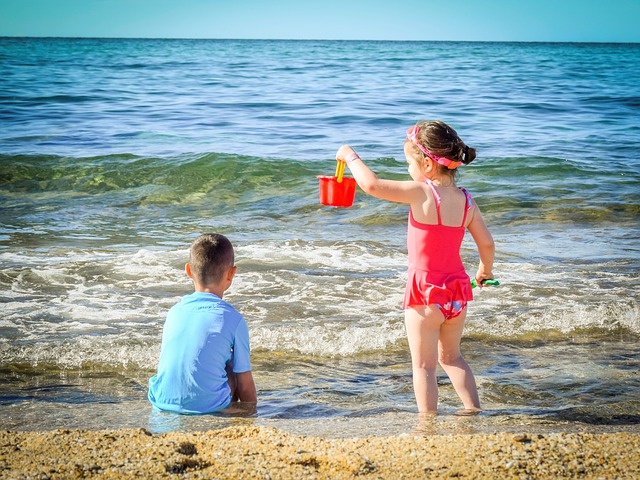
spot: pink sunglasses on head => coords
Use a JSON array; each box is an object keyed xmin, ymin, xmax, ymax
[{"xmin": 406, "ymin": 126, "xmax": 461, "ymax": 170}]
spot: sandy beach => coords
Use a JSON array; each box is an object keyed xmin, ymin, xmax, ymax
[{"xmin": 1, "ymin": 426, "xmax": 638, "ymax": 479}]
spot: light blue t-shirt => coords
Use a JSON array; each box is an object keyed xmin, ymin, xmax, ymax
[{"xmin": 148, "ymin": 291, "xmax": 252, "ymax": 414}]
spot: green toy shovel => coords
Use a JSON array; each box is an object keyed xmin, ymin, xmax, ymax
[{"xmin": 471, "ymin": 278, "xmax": 500, "ymax": 288}]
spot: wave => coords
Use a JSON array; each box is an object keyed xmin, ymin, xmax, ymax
[
  {"xmin": 2, "ymin": 152, "xmax": 637, "ymax": 194},
  {"xmin": 0, "ymin": 241, "xmax": 637, "ymax": 371},
  {"xmin": 0, "ymin": 152, "xmax": 322, "ymax": 205},
  {"xmin": 1, "ymin": 147, "xmax": 638, "ymax": 375},
  {"xmin": 0, "ymin": 153, "xmax": 601, "ymax": 191},
  {"xmin": 0, "ymin": 303, "xmax": 637, "ymax": 373},
  {"xmin": 0, "ymin": 239, "xmax": 640, "ymax": 370}
]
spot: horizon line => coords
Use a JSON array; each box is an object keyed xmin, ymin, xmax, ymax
[{"xmin": 1, "ymin": 35, "xmax": 639, "ymax": 45}]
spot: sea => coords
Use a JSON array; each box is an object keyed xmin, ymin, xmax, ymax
[{"xmin": 0, "ymin": 38, "xmax": 638, "ymax": 437}]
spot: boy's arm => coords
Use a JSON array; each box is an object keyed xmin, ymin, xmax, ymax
[
  {"xmin": 235, "ymin": 371, "xmax": 257, "ymax": 403},
  {"xmin": 231, "ymin": 316, "xmax": 256, "ymax": 403}
]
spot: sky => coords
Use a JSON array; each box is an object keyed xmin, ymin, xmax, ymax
[{"xmin": 0, "ymin": 0, "xmax": 639, "ymax": 43}]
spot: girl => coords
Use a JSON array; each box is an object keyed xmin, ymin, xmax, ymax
[{"xmin": 336, "ymin": 120, "xmax": 495, "ymax": 414}]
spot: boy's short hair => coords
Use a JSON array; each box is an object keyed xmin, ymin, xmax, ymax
[{"xmin": 189, "ymin": 234, "xmax": 235, "ymax": 285}]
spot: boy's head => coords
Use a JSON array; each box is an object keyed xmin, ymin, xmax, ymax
[{"xmin": 188, "ymin": 233, "xmax": 235, "ymax": 287}]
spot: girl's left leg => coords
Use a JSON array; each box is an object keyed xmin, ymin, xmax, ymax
[
  {"xmin": 404, "ymin": 305, "xmax": 444, "ymax": 413},
  {"xmin": 438, "ymin": 308, "xmax": 480, "ymax": 411}
]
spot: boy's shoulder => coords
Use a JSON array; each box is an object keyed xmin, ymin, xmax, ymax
[
  {"xmin": 172, "ymin": 292, "xmax": 243, "ymax": 319},
  {"xmin": 217, "ymin": 297, "xmax": 242, "ymax": 318}
]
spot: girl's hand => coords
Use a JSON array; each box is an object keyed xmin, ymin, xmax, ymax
[
  {"xmin": 336, "ymin": 145, "xmax": 358, "ymax": 164},
  {"xmin": 475, "ymin": 269, "xmax": 494, "ymax": 288}
]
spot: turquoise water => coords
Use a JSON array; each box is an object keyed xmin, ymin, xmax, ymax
[{"xmin": 0, "ymin": 38, "xmax": 639, "ymax": 436}]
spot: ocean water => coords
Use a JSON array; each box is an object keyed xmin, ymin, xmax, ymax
[{"xmin": 1, "ymin": 38, "xmax": 639, "ymax": 437}]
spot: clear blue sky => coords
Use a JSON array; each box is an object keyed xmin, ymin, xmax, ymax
[{"xmin": 1, "ymin": 0, "xmax": 638, "ymax": 43}]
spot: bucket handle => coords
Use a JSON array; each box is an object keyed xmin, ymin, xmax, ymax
[{"xmin": 335, "ymin": 160, "xmax": 346, "ymax": 183}]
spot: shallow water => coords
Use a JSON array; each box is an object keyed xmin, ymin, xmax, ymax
[{"xmin": 1, "ymin": 38, "xmax": 639, "ymax": 435}]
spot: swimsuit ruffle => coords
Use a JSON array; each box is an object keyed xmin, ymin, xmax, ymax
[{"xmin": 402, "ymin": 268, "xmax": 473, "ymax": 310}]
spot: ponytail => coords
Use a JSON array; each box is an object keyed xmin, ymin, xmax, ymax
[{"xmin": 462, "ymin": 145, "xmax": 476, "ymax": 165}]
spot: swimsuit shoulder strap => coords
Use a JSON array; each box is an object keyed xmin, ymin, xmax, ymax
[
  {"xmin": 425, "ymin": 180, "xmax": 442, "ymax": 225},
  {"xmin": 459, "ymin": 187, "xmax": 473, "ymax": 227}
]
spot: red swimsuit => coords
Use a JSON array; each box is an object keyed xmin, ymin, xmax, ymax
[{"xmin": 402, "ymin": 180, "xmax": 474, "ymax": 319}]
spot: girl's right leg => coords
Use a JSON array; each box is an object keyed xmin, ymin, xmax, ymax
[
  {"xmin": 404, "ymin": 305, "xmax": 444, "ymax": 413},
  {"xmin": 438, "ymin": 308, "xmax": 481, "ymax": 411}
]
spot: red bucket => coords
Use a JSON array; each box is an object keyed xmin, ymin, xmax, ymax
[{"xmin": 317, "ymin": 176, "xmax": 356, "ymax": 207}]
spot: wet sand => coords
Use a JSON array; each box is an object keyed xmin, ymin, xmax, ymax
[{"xmin": 1, "ymin": 426, "xmax": 638, "ymax": 479}]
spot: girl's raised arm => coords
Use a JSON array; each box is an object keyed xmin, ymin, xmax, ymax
[{"xmin": 336, "ymin": 144, "xmax": 424, "ymax": 205}]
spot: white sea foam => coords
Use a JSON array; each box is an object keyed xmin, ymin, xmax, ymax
[
  {"xmin": 251, "ymin": 320, "xmax": 406, "ymax": 356},
  {"xmin": 1, "ymin": 238, "xmax": 638, "ymax": 369},
  {"xmin": 111, "ymin": 248, "xmax": 188, "ymax": 285},
  {"xmin": 0, "ymin": 337, "xmax": 160, "ymax": 370},
  {"xmin": 236, "ymin": 240, "xmax": 406, "ymax": 273}
]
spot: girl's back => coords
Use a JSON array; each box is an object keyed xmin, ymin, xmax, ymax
[
  {"xmin": 412, "ymin": 182, "xmax": 471, "ymax": 228},
  {"xmin": 407, "ymin": 180, "xmax": 472, "ymax": 276}
]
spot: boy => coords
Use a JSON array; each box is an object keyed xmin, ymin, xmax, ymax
[{"xmin": 148, "ymin": 233, "xmax": 257, "ymax": 414}]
